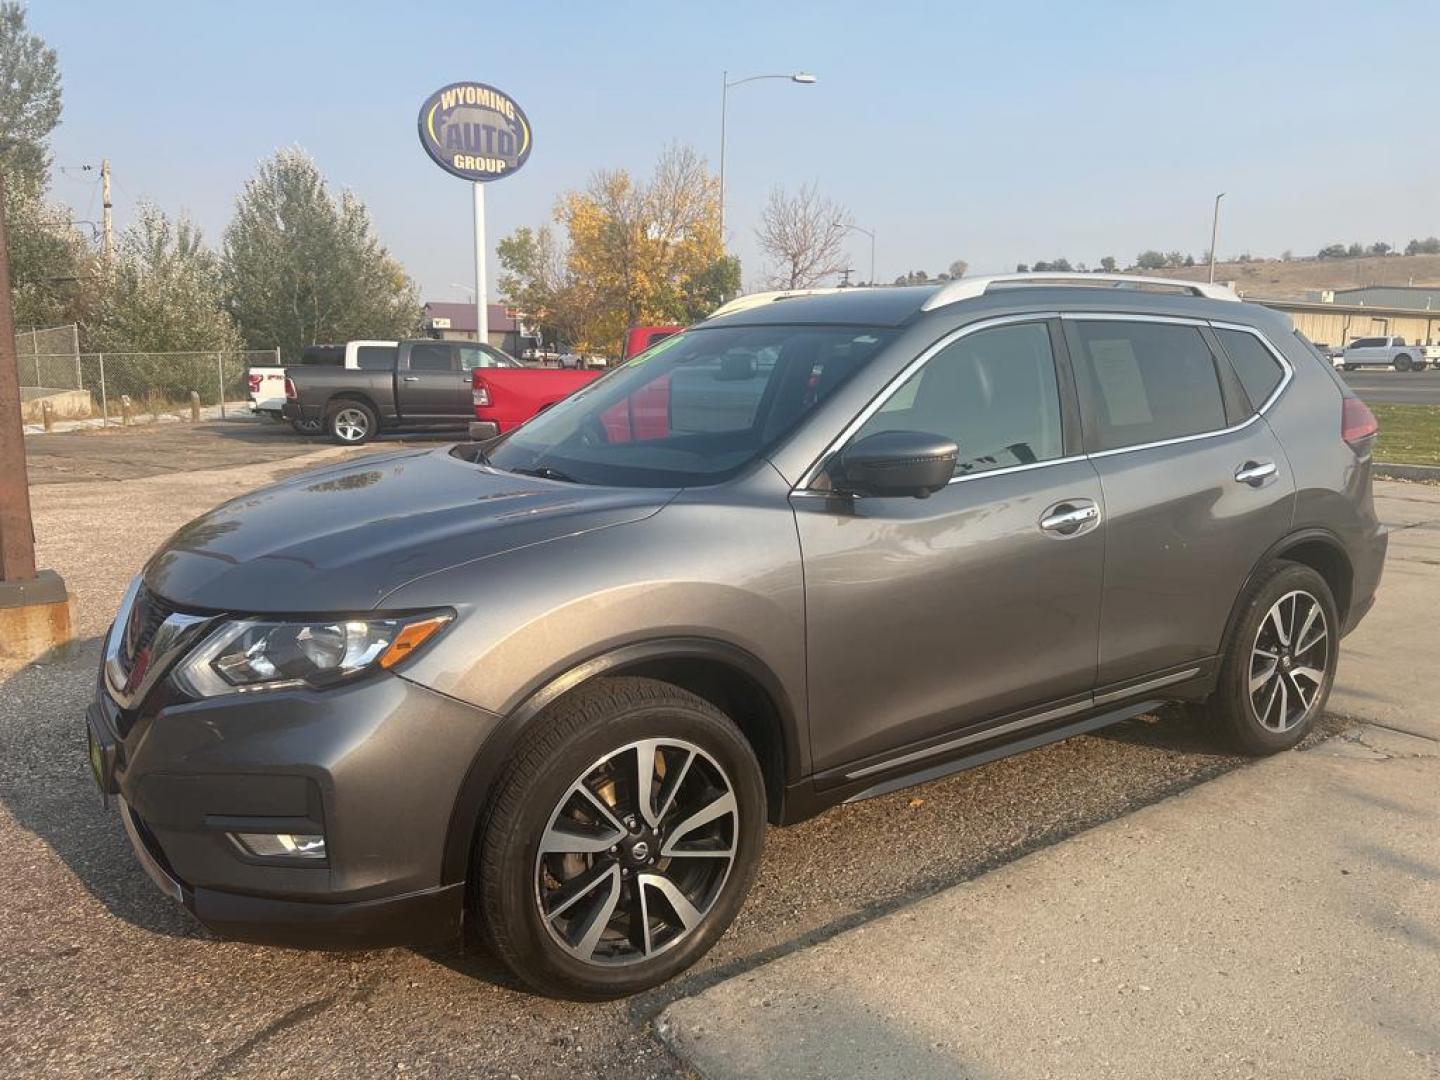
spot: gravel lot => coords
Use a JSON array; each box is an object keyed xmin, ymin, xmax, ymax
[{"xmin": 0, "ymin": 424, "xmax": 1352, "ymax": 1078}]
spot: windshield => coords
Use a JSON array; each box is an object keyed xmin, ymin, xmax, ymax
[{"xmin": 485, "ymin": 324, "xmax": 896, "ymax": 487}]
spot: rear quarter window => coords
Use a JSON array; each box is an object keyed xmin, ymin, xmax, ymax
[{"xmin": 1216, "ymin": 328, "xmax": 1285, "ymax": 411}]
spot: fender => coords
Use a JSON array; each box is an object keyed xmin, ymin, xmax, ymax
[
  {"xmin": 1215, "ymin": 526, "xmax": 1352, "ymax": 665},
  {"xmin": 437, "ymin": 636, "xmax": 803, "ymax": 885}
]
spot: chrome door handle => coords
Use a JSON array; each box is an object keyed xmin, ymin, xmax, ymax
[
  {"xmin": 1039, "ymin": 501, "xmax": 1101, "ymax": 536},
  {"xmin": 1234, "ymin": 460, "xmax": 1277, "ymax": 486},
  {"xmin": 401, "ymin": 376, "xmax": 420, "ymax": 382}
]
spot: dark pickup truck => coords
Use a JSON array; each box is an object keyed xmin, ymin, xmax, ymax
[{"xmin": 283, "ymin": 339, "xmax": 522, "ymax": 444}]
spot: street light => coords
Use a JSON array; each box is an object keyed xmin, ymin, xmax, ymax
[
  {"xmin": 837, "ymin": 222, "xmax": 876, "ymax": 283},
  {"xmin": 719, "ymin": 70, "xmax": 817, "ymax": 247},
  {"xmin": 1208, "ymin": 192, "xmax": 1226, "ymax": 284}
]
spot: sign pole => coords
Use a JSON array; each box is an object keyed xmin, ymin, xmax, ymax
[
  {"xmin": 0, "ymin": 168, "xmax": 38, "ymax": 583},
  {"xmin": 473, "ymin": 181, "xmax": 488, "ymax": 346}
]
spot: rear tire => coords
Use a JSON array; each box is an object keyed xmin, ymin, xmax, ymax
[
  {"xmin": 1394, "ymin": 355, "xmax": 1413, "ymax": 372},
  {"xmin": 473, "ymin": 677, "xmax": 767, "ymax": 1000},
  {"xmin": 1342, "ymin": 363, "xmax": 1357, "ymax": 372},
  {"xmin": 326, "ymin": 400, "xmax": 376, "ymax": 445},
  {"xmin": 290, "ymin": 416, "xmax": 323, "ymax": 436},
  {"xmin": 1199, "ymin": 560, "xmax": 1338, "ymax": 755}
]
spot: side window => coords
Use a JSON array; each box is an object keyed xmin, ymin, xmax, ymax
[
  {"xmin": 852, "ymin": 322, "xmax": 1063, "ymax": 477},
  {"xmin": 355, "ymin": 345, "xmax": 397, "ymax": 371},
  {"xmin": 1070, "ymin": 321, "xmax": 1227, "ymax": 451},
  {"xmin": 409, "ymin": 342, "xmax": 455, "ymax": 372},
  {"xmin": 1216, "ymin": 328, "xmax": 1285, "ymax": 411}
]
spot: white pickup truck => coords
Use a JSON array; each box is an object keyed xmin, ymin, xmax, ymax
[
  {"xmin": 1334, "ymin": 336, "xmax": 1435, "ymax": 372},
  {"xmin": 248, "ymin": 340, "xmax": 398, "ymax": 433}
]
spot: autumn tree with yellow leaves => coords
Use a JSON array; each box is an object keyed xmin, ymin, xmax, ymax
[{"xmin": 497, "ymin": 144, "xmax": 738, "ymax": 355}]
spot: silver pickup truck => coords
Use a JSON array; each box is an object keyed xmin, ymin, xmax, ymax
[{"xmin": 1335, "ymin": 336, "xmax": 1435, "ymax": 372}]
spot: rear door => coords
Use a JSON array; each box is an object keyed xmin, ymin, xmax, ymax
[
  {"xmin": 398, "ymin": 341, "xmax": 469, "ymax": 419},
  {"xmin": 1064, "ymin": 315, "xmax": 1295, "ymax": 690}
]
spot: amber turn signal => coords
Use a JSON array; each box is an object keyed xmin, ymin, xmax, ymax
[{"xmin": 378, "ymin": 614, "xmax": 453, "ymax": 669}]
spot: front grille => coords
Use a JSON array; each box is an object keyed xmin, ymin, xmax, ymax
[{"xmin": 120, "ymin": 586, "xmax": 178, "ymax": 670}]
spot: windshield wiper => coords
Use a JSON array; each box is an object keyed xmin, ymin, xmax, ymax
[{"xmin": 511, "ymin": 465, "xmax": 581, "ymax": 484}]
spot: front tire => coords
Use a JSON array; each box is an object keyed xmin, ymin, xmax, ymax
[
  {"xmin": 326, "ymin": 400, "xmax": 376, "ymax": 445},
  {"xmin": 1200, "ymin": 560, "xmax": 1338, "ymax": 755},
  {"xmin": 1394, "ymin": 355, "xmax": 1414, "ymax": 372},
  {"xmin": 474, "ymin": 677, "xmax": 767, "ymax": 1000}
]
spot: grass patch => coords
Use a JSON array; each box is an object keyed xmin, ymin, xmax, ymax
[{"xmin": 1372, "ymin": 404, "xmax": 1440, "ymax": 466}]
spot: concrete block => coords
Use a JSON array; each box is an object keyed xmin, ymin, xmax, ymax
[{"xmin": 0, "ymin": 570, "xmax": 78, "ymax": 664}]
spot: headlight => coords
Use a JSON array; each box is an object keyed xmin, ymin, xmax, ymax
[{"xmin": 172, "ymin": 612, "xmax": 452, "ymax": 698}]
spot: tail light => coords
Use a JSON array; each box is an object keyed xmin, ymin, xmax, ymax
[
  {"xmin": 284, "ymin": 377, "xmax": 298, "ymax": 401},
  {"xmin": 473, "ymin": 379, "xmax": 491, "ymax": 408},
  {"xmin": 247, "ymin": 374, "xmax": 262, "ymax": 395},
  {"xmin": 1341, "ymin": 396, "xmax": 1378, "ymax": 451}
]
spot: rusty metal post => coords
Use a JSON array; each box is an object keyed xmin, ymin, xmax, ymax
[
  {"xmin": 189, "ymin": 390, "xmax": 201, "ymax": 421},
  {"xmin": 40, "ymin": 401, "xmax": 53, "ymax": 431},
  {"xmin": 0, "ymin": 169, "xmax": 38, "ymax": 582}
]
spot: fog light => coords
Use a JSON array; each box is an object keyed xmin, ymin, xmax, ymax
[{"xmin": 233, "ymin": 832, "xmax": 326, "ymax": 859}]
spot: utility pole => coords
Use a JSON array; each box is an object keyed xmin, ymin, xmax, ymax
[
  {"xmin": 0, "ymin": 168, "xmax": 36, "ymax": 583},
  {"xmin": 0, "ymin": 166, "xmax": 74, "ymax": 662},
  {"xmin": 1208, "ymin": 192, "xmax": 1225, "ymax": 284},
  {"xmin": 101, "ymin": 158, "xmax": 113, "ymax": 260}
]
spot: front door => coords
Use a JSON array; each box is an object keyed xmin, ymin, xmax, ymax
[
  {"xmin": 795, "ymin": 319, "xmax": 1105, "ymax": 775},
  {"xmin": 398, "ymin": 341, "xmax": 469, "ymax": 419},
  {"xmin": 1063, "ymin": 316, "xmax": 1297, "ymax": 687}
]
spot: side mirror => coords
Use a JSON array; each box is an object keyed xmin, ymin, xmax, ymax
[{"xmin": 831, "ymin": 430, "xmax": 958, "ymax": 498}]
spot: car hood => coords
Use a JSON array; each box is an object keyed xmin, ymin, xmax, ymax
[{"xmin": 143, "ymin": 447, "xmax": 677, "ymax": 612}]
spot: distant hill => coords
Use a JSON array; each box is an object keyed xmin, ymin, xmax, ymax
[{"xmin": 1124, "ymin": 254, "xmax": 1440, "ymax": 300}]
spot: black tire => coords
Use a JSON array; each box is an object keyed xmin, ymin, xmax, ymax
[
  {"xmin": 326, "ymin": 399, "xmax": 377, "ymax": 445},
  {"xmin": 1342, "ymin": 363, "xmax": 1357, "ymax": 372},
  {"xmin": 1394, "ymin": 355, "xmax": 1413, "ymax": 372},
  {"xmin": 474, "ymin": 677, "xmax": 766, "ymax": 1000},
  {"xmin": 1200, "ymin": 560, "xmax": 1338, "ymax": 755}
]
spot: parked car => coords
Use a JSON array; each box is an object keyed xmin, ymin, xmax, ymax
[
  {"xmin": 249, "ymin": 342, "xmax": 396, "ymax": 433},
  {"xmin": 282, "ymin": 339, "xmax": 526, "ymax": 443},
  {"xmin": 470, "ymin": 365, "xmax": 604, "ymax": 439},
  {"xmin": 87, "ymin": 273, "xmax": 1386, "ymax": 999},
  {"xmin": 622, "ymin": 324, "xmax": 683, "ymax": 360},
  {"xmin": 1336, "ymin": 335, "xmax": 1429, "ymax": 371}
]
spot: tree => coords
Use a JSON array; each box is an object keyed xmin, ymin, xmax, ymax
[
  {"xmin": 947, "ymin": 259, "xmax": 968, "ymax": 280},
  {"xmin": 89, "ymin": 202, "xmax": 241, "ymax": 354},
  {"xmin": 1015, "ymin": 263, "xmax": 1029, "ymax": 273},
  {"xmin": 1405, "ymin": 237, "xmax": 1440, "ymax": 255},
  {"xmin": 754, "ymin": 181, "xmax": 851, "ymax": 290},
  {"xmin": 1031, "ymin": 257, "xmax": 1072, "ymax": 273},
  {"xmin": 551, "ymin": 143, "xmax": 727, "ymax": 351},
  {"xmin": 1099, "ymin": 255, "xmax": 1117, "ymax": 272},
  {"xmin": 1318, "ymin": 243, "xmax": 1346, "ymax": 259},
  {"xmin": 1346, "ymin": 242, "xmax": 1364, "ymax": 257},
  {"xmin": 222, "ymin": 149, "xmax": 419, "ymax": 360},
  {"xmin": 4, "ymin": 184, "xmax": 93, "ymax": 328},
  {"xmin": 0, "ymin": 2, "xmax": 62, "ymax": 195},
  {"xmin": 1183, "ymin": 253, "xmax": 1196, "ymax": 267},
  {"xmin": 1136, "ymin": 250, "xmax": 1167, "ymax": 270},
  {"xmin": 1368, "ymin": 241, "xmax": 1391, "ymax": 256}
]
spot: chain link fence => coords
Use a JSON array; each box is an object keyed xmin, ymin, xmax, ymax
[{"xmin": 17, "ymin": 326, "xmax": 281, "ymax": 425}]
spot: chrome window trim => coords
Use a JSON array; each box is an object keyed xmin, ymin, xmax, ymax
[
  {"xmin": 794, "ymin": 312, "xmax": 1065, "ymax": 491},
  {"xmin": 1063, "ymin": 313, "xmax": 1295, "ymax": 461},
  {"xmin": 794, "ymin": 311, "xmax": 1296, "ymax": 492}
]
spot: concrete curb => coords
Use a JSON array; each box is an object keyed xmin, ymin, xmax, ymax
[{"xmin": 1373, "ymin": 461, "xmax": 1440, "ymax": 482}]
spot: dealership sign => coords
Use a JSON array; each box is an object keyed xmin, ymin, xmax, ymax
[{"xmin": 417, "ymin": 82, "xmax": 532, "ymax": 182}]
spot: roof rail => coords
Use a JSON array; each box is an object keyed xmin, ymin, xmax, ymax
[
  {"xmin": 921, "ymin": 273, "xmax": 1239, "ymax": 311},
  {"xmin": 708, "ymin": 287, "xmax": 855, "ymax": 319}
]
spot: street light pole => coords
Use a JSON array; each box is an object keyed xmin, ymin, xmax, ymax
[
  {"xmin": 838, "ymin": 222, "xmax": 876, "ymax": 283},
  {"xmin": 1208, "ymin": 192, "xmax": 1226, "ymax": 284},
  {"xmin": 718, "ymin": 70, "xmax": 816, "ymax": 248}
]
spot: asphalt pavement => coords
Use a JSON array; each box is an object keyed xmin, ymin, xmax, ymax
[
  {"xmin": 1340, "ymin": 368, "xmax": 1440, "ymax": 405},
  {"xmin": 0, "ymin": 429, "xmax": 1427, "ymax": 1079}
]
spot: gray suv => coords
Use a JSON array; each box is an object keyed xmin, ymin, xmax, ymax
[{"xmin": 86, "ymin": 274, "xmax": 1387, "ymax": 999}]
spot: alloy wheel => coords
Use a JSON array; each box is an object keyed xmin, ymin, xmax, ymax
[
  {"xmin": 1249, "ymin": 589, "xmax": 1329, "ymax": 732},
  {"xmin": 534, "ymin": 738, "xmax": 739, "ymax": 966},
  {"xmin": 333, "ymin": 408, "xmax": 369, "ymax": 442}
]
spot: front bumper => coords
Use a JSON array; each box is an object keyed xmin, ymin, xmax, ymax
[{"xmin": 89, "ymin": 659, "xmax": 502, "ymax": 949}]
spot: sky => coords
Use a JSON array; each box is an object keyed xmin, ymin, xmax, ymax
[{"xmin": 30, "ymin": 0, "xmax": 1440, "ymax": 304}]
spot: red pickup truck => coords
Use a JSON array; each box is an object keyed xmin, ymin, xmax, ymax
[{"xmin": 470, "ymin": 366, "xmax": 603, "ymax": 439}]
